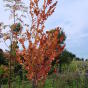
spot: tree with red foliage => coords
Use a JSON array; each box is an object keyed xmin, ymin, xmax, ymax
[{"xmin": 16, "ymin": 0, "xmax": 66, "ymax": 88}]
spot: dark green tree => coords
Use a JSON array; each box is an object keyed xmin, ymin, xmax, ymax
[
  {"xmin": 0, "ymin": 49, "xmax": 8, "ymax": 66},
  {"xmin": 57, "ymin": 50, "xmax": 75, "ymax": 73},
  {"xmin": 0, "ymin": 49, "xmax": 8, "ymax": 88},
  {"xmin": 49, "ymin": 50, "xmax": 76, "ymax": 75}
]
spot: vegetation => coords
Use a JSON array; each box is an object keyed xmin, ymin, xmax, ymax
[
  {"xmin": 0, "ymin": 0, "xmax": 88, "ymax": 88},
  {"xmin": 0, "ymin": 48, "xmax": 88, "ymax": 88}
]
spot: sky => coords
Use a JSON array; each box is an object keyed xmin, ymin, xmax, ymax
[{"xmin": 0, "ymin": 0, "xmax": 88, "ymax": 59}]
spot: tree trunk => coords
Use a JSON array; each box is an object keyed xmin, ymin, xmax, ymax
[
  {"xmin": 32, "ymin": 79, "xmax": 37, "ymax": 88},
  {"xmin": 0, "ymin": 85, "xmax": 1, "ymax": 88},
  {"xmin": 8, "ymin": 56, "xmax": 12, "ymax": 88},
  {"xmin": 0, "ymin": 80, "xmax": 1, "ymax": 88},
  {"xmin": 59, "ymin": 63, "xmax": 62, "ymax": 73}
]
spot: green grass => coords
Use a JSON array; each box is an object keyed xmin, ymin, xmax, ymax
[
  {"xmin": 2, "ymin": 61, "xmax": 88, "ymax": 88},
  {"xmin": 2, "ymin": 77, "xmax": 88, "ymax": 88}
]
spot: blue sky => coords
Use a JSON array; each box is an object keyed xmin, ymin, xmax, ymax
[{"xmin": 0, "ymin": 0, "xmax": 88, "ymax": 59}]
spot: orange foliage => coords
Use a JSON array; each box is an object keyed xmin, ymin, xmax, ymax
[{"xmin": 16, "ymin": 0, "xmax": 65, "ymax": 85}]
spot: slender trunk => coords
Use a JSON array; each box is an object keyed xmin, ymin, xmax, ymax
[
  {"xmin": 59, "ymin": 63, "xmax": 62, "ymax": 73},
  {"xmin": 8, "ymin": 23, "xmax": 13, "ymax": 88},
  {"xmin": 13, "ymin": 1, "xmax": 16, "ymax": 24},
  {"xmin": 8, "ymin": 55, "xmax": 12, "ymax": 88},
  {"xmin": 0, "ymin": 80, "xmax": 1, "ymax": 88},
  {"xmin": 32, "ymin": 79, "xmax": 37, "ymax": 88},
  {"xmin": 22, "ymin": 65, "xmax": 24, "ymax": 88},
  {"xmin": 22, "ymin": 80, "xmax": 24, "ymax": 88},
  {"xmin": 52, "ymin": 79, "xmax": 54, "ymax": 88}
]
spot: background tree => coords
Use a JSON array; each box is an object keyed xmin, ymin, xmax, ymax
[
  {"xmin": 86, "ymin": 59, "xmax": 88, "ymax": 61},
  {"xmin": 0, "ymin": 0, "xmax": 28, "ymax": 88},
  {"xmin": 0, "ymin": 49, "xmax": 8, "ymax": 88},
  {"xmin": 0, "ymin": 49, "xmax": 8, "ymax": 66},
  {"xmin": 48, "ymin": 50, "xmax": 75, "ymax": 74},
  {"xmin": 58, "ymin": 50, "xmax": 75, "ymax": 73}
]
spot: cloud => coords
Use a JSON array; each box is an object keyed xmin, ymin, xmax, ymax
[{"xmin": 45, "ymin": 0, "xmax": 88, "ymax": 58}]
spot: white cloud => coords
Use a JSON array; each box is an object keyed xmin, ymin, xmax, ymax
[{"xmin": 45, "ymin": 0, "xmax": 88, "ymax": 58}]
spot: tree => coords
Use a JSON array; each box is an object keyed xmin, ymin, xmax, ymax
[
  {"xmin": 16, "ymin": 0, "xmax": 65, "ymax": 88},
  {"xmin": 58, "ymin": 50, "xmax": 75, "ymax": 73},
  {"xmin": 0, "ymin": 49, "xmax": 8, "ymax": 66},
  {"xmin": 0, "ymin": 0, "xmax": 28, "ymax": 88},
  {"xmin": 48, "ymin": 29, "xmax": 66, "ymax": 75},
  {"xmin": 86, "ymin": 59, "xmax": 88, "ymax": 61},
  {"xmin": 49, "ymin": 50, "xmax": 75, "ymax": 74},
  {"xmin": 0, "ymin": 49, "xmax": 8, "ymax": 88}
]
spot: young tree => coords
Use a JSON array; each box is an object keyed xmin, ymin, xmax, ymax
[
  {"xmin": 0, "ymin": 0, "xmax": 28, "ymax": 88},
  {"xmin": 16, "ymin": 0, "xmax": 65, "ymax": 88}
]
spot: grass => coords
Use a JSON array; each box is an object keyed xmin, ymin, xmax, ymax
[
  {"xmin": 1, "ymin": 61, "xmax": 88, "ymax": 88},
  {"xmin": 2, "ymin": 77, "xmax": 88, "ymax": 88}
]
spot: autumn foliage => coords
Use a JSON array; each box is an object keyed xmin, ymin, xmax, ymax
[{"xmin": 15, "ymin": 0, "xmax": 65, "ymax": 86}]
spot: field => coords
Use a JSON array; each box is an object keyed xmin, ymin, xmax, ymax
[{"xmin": 1, "ymin": 61, "xmax": 88, "ymax": 88}]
